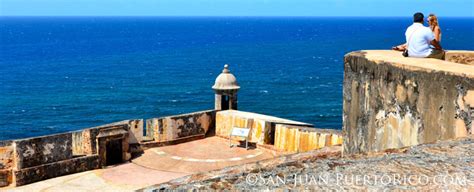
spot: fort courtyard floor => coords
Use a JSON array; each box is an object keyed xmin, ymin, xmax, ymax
[{"xmin": 5, "ymin": 137, "xmax": 285, "ymax": 191}]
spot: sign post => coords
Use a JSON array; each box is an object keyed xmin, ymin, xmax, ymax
[{"xmin": 229, "ymin": 127, "xmax": 251, "ymax": 149}]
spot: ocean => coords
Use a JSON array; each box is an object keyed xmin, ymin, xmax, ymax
[{"xmin": 1, "ymin": 17, "xmax": 473, "ymax": 140}]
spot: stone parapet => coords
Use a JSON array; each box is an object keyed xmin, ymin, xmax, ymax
[
  {"xmin": 215, "ymin": 110, "xmax": 312, "ymax": 145},
  {"xmin": 343, "ymin": 50, "xmax": 474, "ymax": 155},
  {"xmin": 274, "ymin": 124, "xmax": 342, "ymax": 152},
  {"xmin": 0, "ymin": 120, "xmax": 136, "ymax": 187},
  {"xmin": 14, "ymin": 133, "xmax": 73, "ymax": 170},
  {"xmin": 146, "ymin": 110, "xmax": 216, "ymax": 142},
  {"xmin": 13, "ymin": 155, "xmax": 100, "ymax": 186}
]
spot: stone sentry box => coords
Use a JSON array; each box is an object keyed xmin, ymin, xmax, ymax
[
  {"xmin": 212, "ymin": 64, "xmax": 240, "ymax": 110},
  {"xmin": 343, "ymin": 50, "xmax": 474, "ymax": 155}
]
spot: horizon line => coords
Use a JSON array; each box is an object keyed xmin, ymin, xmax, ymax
[{"xmin": 1, "ymin": 15, "xmax": 473, "ymax": 18}]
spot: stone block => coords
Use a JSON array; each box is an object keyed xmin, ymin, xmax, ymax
[{"xmin": 0, "ymin": 169, "xmax": 12, "ymax": 187}]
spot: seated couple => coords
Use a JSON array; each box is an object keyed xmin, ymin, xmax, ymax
[{"xmin": 393, "ymin": 12, "xmax": 445, "ymax": 60}]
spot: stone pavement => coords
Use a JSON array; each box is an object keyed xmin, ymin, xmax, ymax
[
  {"xmin": 5, "ymin": 137, "xmax": 284, "ymax": 191},
  {"xmin": 151, "ymin": 136, "xmax": 474, "ymax": 191},
  {"xmin": 133, "ymin": 136, "xmax": 281, "ymax": 173}
]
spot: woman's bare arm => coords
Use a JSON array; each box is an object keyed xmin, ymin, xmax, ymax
[{"xmin": 434, "ymin": 26, "xmax": 441, "ymax": 42}]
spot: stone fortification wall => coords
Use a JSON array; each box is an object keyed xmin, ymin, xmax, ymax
[
  {"xmin": 0, "ymin": 132, "xmax": 100, "ymax": 187},
  {"xmin": 343, "ymin": 50, "xmax": 474, "ymax": 155},
  {"xmin": 0, "ymin": 120, "xmax": 138, "ymax": 187},
  {"xmin": 146, "ymin": 110, "xmax": 216, "ymax": 143},
  {"xmin": 274, "ymin": 125, "xmax": 342, "ymax": 152},
  {"xmin": 0, "ymin": 108, "xmax": 218, "ymax": 187},
  {"xmin": 14, "ymin": 133, "xmax": 73, "ymax": 169},
  {"xmin": 215, "ymin": 110, "xmax": 313, "ymax": 145}
]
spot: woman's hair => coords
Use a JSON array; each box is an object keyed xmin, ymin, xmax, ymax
[{"xmin": 428, "ymin": 14, "xmax": 440, "ymax": 31}]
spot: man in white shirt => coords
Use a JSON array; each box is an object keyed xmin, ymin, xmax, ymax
[{"xmin": 405, "ymin": 12, "xmax": 444, "ymax": 59}]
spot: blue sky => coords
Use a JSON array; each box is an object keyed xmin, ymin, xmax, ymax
[{"xmin": 1, "ymin": 0, "xmax": 473, "ymax": 17}]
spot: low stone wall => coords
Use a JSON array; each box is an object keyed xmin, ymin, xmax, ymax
[
  {"xmin": 146, "ymin": 110, "xmax": 216, "ymax": 142},
  {"xmin": 0, "ymin": 120, "xmax": 136, "ymax": 187},
  {"xmin": 14, "ymin": 155, "xmax": 100, "ymax": 186},
  {"xmin": 343, "ymin": 50, "xmax": 474, "ymax": 155},
  {"xmin": 215, "ymin": 110, "xmax": 312, "ymax": 145},
  {"xmin": 1, "ymin": 132, "xmax": 97, "ymax": 187},
  {"xmin": 14, "ymin": 133, "xmax": 73, "ymax": 170},
  {"xmin": 274, "ymin": 125, "xmax": 342, "ymax": 152}
]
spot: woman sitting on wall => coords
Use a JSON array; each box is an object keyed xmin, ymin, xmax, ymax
[{"xmin": 392, "ymin": 13, "xmax": 442, "ymax": 51}]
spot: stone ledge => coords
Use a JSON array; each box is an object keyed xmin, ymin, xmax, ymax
[{"xmin": 345, "ymin": 50, "xmax": 474, "ymax": 78}]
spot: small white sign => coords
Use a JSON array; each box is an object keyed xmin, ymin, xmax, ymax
[{"xmin": 230, "ymin": 127, "xmax": 250, "ymax": 137}]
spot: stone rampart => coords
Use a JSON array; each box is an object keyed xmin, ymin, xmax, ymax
[
  {"xmin": 146, "ymin": 110, "xmax": 216, "ymax": 143},
  {"xmin": 215, "ymin": 110, "xmax": 312, "ymax": 145},
  {"xmin": 343, "ymin": 50, "xmax": 474, "ymax": 155},
  {"xmin": 274, "ymin": 125, "xmax": 342, "ymax": 152},
  {"xmin": 14, "ymin": 133, "xmax": 73, "ymax": 170},
  {"xmin": 0, "ymin": 120, "xmax": 138, "ymax": 187}
]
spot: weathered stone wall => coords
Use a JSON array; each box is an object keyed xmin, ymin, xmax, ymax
[
  {"xmin": 216, "ymin": 110, "xmax": 312, "ymax": 145},
  {"xmin": 14, "ymin": 133, "xmax": 73, "ymax": 169},
  {"xmin": 147, "ymin": 110, "xmax": 216, "ymax": 142},
  {"xmin": 0, "ymin": 141, "xmax": 13, "ymax": 187},
  {"xmin": 274, "ymin": 124, "xmax": 342, "ymax": 152},
  {"xmin": 13, "ymin": 155, "xmax": 100, "ymax": 186},
  {"xmin": 0, "ymin": 120, "xmax": 137, "ymax": 187},
  {"xmin": 71, "ymin": 131, "xmax": 85, "ymax": 156},
  {"xmin": 343, "ymin": 50, "xmax": 474, "ymax": 155},
  {"xmin": 9, "ymin": 131, "xmax": 102, "ymax": 186}
]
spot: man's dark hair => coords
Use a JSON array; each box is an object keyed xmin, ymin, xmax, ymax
[{"xmin": 413, "ymin": 12, "xmax": 424, "ymax": 23}]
